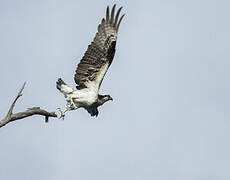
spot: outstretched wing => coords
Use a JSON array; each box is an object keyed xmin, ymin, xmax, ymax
[{"xmin": 74, "ymin": 4, "xmax": 125, "ymax": 90}]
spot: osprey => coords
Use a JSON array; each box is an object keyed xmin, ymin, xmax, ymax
[{"xmin": 56, "ymin": 5, "xmax": 125, "ymax": 119}]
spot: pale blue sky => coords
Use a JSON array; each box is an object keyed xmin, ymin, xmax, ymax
[{"xmin": 0, "ymin": 0, "xmax": 230, "ymax": 179}]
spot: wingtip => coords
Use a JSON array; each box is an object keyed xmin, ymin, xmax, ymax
[
  {"xmin": 114, "ymin": 6, "xmax": 123, "ymax": 26},
  {"xmin": 106, "ymin": 6, "xmax": 110, "ymax": 21},
  {"xmin": 116, "ymin": 13, "xmax": 125, "ymax": 31},
  {"xmin": 111, "ymin": 4, "xmax": 116, "ymax": 23},
  {"xmin": 112, "ymin": 4, "xmax": 116, "ymax": 11}
]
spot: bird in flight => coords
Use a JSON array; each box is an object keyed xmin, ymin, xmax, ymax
[{"xmin": 56, "ymin": 4, "xmax": 125, "ymax": 119}]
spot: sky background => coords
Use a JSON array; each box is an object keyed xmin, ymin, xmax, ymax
[{"xmin": 0, "ymin": 0, "xmax": 230, "ymax": 179}]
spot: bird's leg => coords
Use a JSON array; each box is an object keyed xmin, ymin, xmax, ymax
[
  {"xmin": 67, "ymin": 97, "xmax": 77, "ymax": 109},
  {"xmin": 70, "ymin": 98, "xmax": 77, "ymax": 109},
  {"xmin": 57, "ymin": 107, "xmax": 72, "ymax": 120},
  {"xmin": 58, "ymin": 99, "xmax": 79, "ymax": 120}
]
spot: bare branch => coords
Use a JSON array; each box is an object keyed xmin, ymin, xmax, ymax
[
  {"xmin": 0, "ymin": 83, "xmax": 57, "ymax": 128},
  {"xmin": 6, "ymin": 82, "xmax": 26, "ymax": 119}
]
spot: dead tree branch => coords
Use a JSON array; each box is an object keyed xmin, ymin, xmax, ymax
[{"xmin": 0, "ymin": 82, "xmax": 57, "ymax": 128}]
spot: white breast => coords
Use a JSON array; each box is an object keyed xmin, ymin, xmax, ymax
[{"xmin": 71, "ymin": 88, "xmax": 98, "ymax": 106}]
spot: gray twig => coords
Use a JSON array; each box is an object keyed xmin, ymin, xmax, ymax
[{"xmin": 0, "ymin": 82, "xmax": 57, "ymax": 128}]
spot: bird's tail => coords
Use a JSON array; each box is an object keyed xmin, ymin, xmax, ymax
[
  {"xmin": 56, "ymin": 78, "xmax": 73, "ymax": 95},
  {"xmin": 56, "ymin": 78, "xmax": 66, "ymax": 91}
]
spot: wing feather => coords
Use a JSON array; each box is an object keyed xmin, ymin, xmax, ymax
[{"xmin": 74, "ymin": 5, "xmax": 125, "ymax": 90}]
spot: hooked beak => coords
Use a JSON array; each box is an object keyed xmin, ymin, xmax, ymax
[{"xmin": 109, "ymin": 97, "xmax": 113, "ymax": 101}]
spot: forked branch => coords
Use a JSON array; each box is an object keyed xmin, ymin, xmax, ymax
[{"xmin": 0, "ymin": 82, "xmax": 57, "ymax": 128}]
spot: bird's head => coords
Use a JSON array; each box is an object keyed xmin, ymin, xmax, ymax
[{"xmin": 98, "ymin": 94, "xmax": 113, "ymax": 105}]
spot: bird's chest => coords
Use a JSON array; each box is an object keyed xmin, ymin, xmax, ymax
[{"xmin": 72, "ymin": 89, "xmax": 98, "ymax": 106}]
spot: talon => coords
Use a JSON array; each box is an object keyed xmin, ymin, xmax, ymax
[
  {"xmin": 60, "ymin": 114, "xmax": 65, "ymax": 120},
  {"xmin": 57, "ymin": 108, "xmax": 65, "ymax": 120}
]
